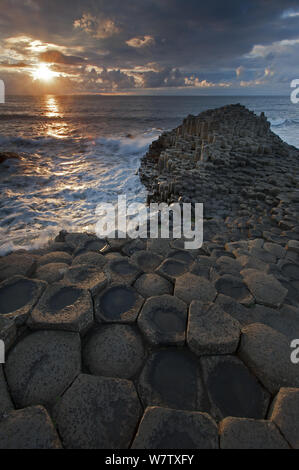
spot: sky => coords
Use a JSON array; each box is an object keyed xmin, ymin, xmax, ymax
[{"xmin": 0, "ymin": 0, "xmax": 299, "ymax": 95}]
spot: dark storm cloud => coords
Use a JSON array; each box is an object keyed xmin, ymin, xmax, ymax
[
  {"xmin": 1, "ymin": 0, "xmax": 299, "ymax": 93},
  {"xmin": 39, "ymin": 51, "xmax": 85, "ymax": 65}
]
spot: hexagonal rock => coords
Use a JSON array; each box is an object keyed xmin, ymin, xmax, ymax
[
  {"xmin": 0, "ymin": 276, "xmax": 46, "ymax": 325},
  {"xmin": 0, "ymin": 406, "xmax": 62, "ymax": 449},
  {"xmin": 214, "ymin": 274, "xmax": 254, "ymax": 306},
  {"xmin": 210, "ymin": 256, "xmax": 242, "ymax": 280},
  {"xmin": 241, "ymin": 269, "xmax": 287, "ymax": 308},
  {"xmin": 131, "ymin": 250, "xmax": 163, "ymax": 273},
  {"xmin": 270, "ymin": 388, "xmax": 299, "ymax": 449},
  {"xmin": 72, "ymin": 251, "xmax": 107, "ymax": 269},
  {"xmin": 215, "ymin": 294, "xmax": 253, "ymax": 326},
  {"xmin": 0, "ymin": 365, "xmax": 14, "ymax": 416},
  {"xmin": 54, "ymin": 374, "xmax": 142, "ymax": 449},
  {"xmin": 95, "ymin": 284, "xmax": 144, "ymax": 323},
  {"xmin": 35, "ymin": 263, "xmax": 69, "ymax": 283},
  {"xmin": 166, "ymin": 249, "xmax": 195, "ymax": 267},
  {"xmin": 132, "ymin": 407, "xmax": 218, "ymax": 450},
  {"xmin": 73, "ymin": 236, "xmax": 108, "ymax": 256},
  {"xmin": 63, "ymin": 265, "xmax": 107, "ymax": 297},
  {"xmin": 156, "ymin": 258, "xmax": 189, "ymax": 282},
  {"xmin": 287, "ymin": 240, "xmax": 299, "ymax": 255},
  {"xmin": 239, "ymin": 323, "xmax": 299, "ymax": 394},
  {"xmin": 134, "ymin": 273, "xmax": 173, "ymax": 298},
  {"xmin": 250, "ymin": 247, "xmax": 277, "ymax": 264},
  {"xmin": 174, "ymin": 273, "xmax": 217, "ymax": 305},
  {"xmin": 187, "ymin": 301, "xmax": 241, "ymax": 356},
  {"xmin": 122, "ymin": 239, "xmax": 147, "ymax": 256},
  {"xmin": 219, "ymin": 417, "xmax": 289, "ymax": 450},
  {"xmin": 277, "ymin": 259, "xmax": 299, "ymax": 281},
  {"xmin": 83, "ymin": 325, "xmax": 145, "ymax": 379},
  {"xmin": 138, "ymin": 295, "xmax": 187, "ymax": 346},
  {"xmin": 5, "ymin": 330, "xmax": 81, "ymax": 408},
  {"xmin": 64, "ymin": 233, "xmax": 106, "ymax": 254},
  {"xmin": 264, "ymin": 242, "xmax": 286, "ymax": 260},
  {"xmin": 147, "ymin": 238, "xmax": 172, "ymax": 256},
  {"xmin": 38, "ymin": 251, "xmax": 72, "ymax": 267},
  {"xmin": 200, "ymin": 355, "xmax": 270, "ymax": 421},
  {"xmin": 0, "ymin": 317, "xmax": 17, "ymax": 351},
  {"xmin": 0, "ymin": 252, "xmax": 36, "ymax": 282},
  {"xmin": 138, "ymin": 349, "xmax": 208, "ymax": 412},
  {"xmin": 105, "ymin": 258, "xmax": 141, "ymax": 284},
  {"xmin": 29, "ymin": 283, "xmax": 93, "ymax": 333}
]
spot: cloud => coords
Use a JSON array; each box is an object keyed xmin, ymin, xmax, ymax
[
  {"xmin": 246, "ymin": 38, "xmax": 299, "ymax": 58},
  {"xmin": 1, "ymin": 0, "xmax": 299, "ymax": 94},
  {"xmin": 282, "ymin": 9, "xmax": 299, "ymax": 19},
  {"xmin": 74, "ymin": 13, "xmax": 120, "ymax": 39},
  {"xmin": 185, "ymin": 77, "xmax": 231, "ymax": 88},
  {"xmin": 236, "ymin": 66, "xmax": 245, "ymax": 78},
  {"xmin": 126, "ymin": 36, "xmax": 155, "ymax": 48},
  {"xmin": 39, "ymin": 50, "xmax": 85, "ymax": 65}
]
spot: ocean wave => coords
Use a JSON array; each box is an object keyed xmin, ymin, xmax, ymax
[{"xmin": 270, "ymin": 118, "xmax": 299, "ymax": 127}]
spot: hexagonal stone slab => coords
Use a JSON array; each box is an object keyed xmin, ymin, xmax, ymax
[
  {"xmin": 200, "ymin": 355, "xmax": 270, "ymax": 421},
  {"xmin": 131, "ymin": 250, "xmax": 163, "ymax": 273},
  {"xmin": 0, "ymin": 365, "xmax": 14, "ymax": 416},
  {"xmin": 211, "ymin": 256, "xmax": 242, "ymax": 280},
  {"xmin": 105, "ymin": 258, "xmax": 141, "ymax": 284},
  {"xmin": 287, "ymin": 240, "xmax": 299, "ymax": 255},
  {"xmin": 0, "ymin": 317, "xmax": 16, "ymax": 350},
  {"xmin": 132, "ymin": 407, "xmax": 218, "ymax": 449},
  {"xmin": 54, "ymin": 374, "xmax": 142, "ymax": 449},
  {"xmin": 5, "ymin": 330, "xmax": 81, "ymax": 408},
  {"xmin": 0, "ymin": 406, "xmax": 62, "ymax": 449},
  {"xmin": 35, "ymin": 263, "xmax": 69, "ymax": 284},
  {"xmin": 29, "ymin": 283, "xmax": 93, "ymax": 333},
  {"xmin": 138, "ymin": 295, "xmax": 187, "ymax": 346},
  {"xmin": 147, "ymin": 239, "xmax": 171, "ymax": 256},
  {"xmin": 215, "ymin": 274, "xmax": 254, "ymax": 306},
  {"xmin": 239, "ymin": 323, "xmax": 299, "ymax": 394},
  {"xmin": 166, "ymin": 249, "xmax": 195, "ymax": 267},
  {"xmin": 83, "ymin": 325, "xmax": 145, "ymax": 379},
  {"xmin": 0, "ymin": 276, "xmax": 46, "ymax": 325},
  {"xmin": 270, "ymin": 388, "xmax": 299, "ymax": 449},
  {"xmin": 0, "ymin": 252, "xmax": 36, "ymax": 282},
  {"xmin": 156, "ymin": 258, "xmax": 189, "ymax": 282},
  {"xmin": 219, "ymin": 417, "xmax": 289, "ymax": 449},
  {"xmin": 215, "ymin": 294, "xmax": 253, "ymax": 326},
  {"xmin": 134, "ymin": 273, "xmax": 173, "ymax": 298},
  {"xmin": 95, "ymin": 284, "xmax": 144, "ymax": 323},
  {"xmin": 241, "ymin": 269, "xmax": 287, "ymax": 307},
  {"xmin": 138, "ymin": 349, "xmax": 208, "ymax": 412},
  {"xmin": 174, "ymin": 273, "xmax": 217, "ymax": 304},
  {"xmin": 73, "ymin": 236, "xmax": 108, "ymax": 256},
  {"xmin": 187, "ymin": 301, "xmax": 241, "ymax": 356},
  {"xmin": 72, "ymin": 251, "xmax": 107, "ymax": 269},
  {"xmin": 38, "ymin": 251, "xmax": 72, "ymax": 267},
  {"xmin": 277, "ymin": 259, "xmax": 299, "ymax": 281},
  {"xmin": 64, "ymin": 265, "xmax": 107, "ymax": 297}
]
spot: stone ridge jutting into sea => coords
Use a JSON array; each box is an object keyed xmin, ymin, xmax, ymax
[{"xmin": 0, "ymin": 104, "xmax": 299, "ymax": 449}]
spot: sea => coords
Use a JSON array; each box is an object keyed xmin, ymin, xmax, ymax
[{"xmin": 0, "ymin": 95, "xmax": 298, "ymax": 254}]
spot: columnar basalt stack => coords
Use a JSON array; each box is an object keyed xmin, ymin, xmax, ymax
[{"xmin": 139, "ymin": 104, "xmax": 299, "ymax": 222}]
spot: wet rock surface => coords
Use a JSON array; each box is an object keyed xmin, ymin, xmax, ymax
[
  {"xmin": 0, "ymin": 105, "xmax": 298, "ymax": 448},
  {"xmin": 132, "ymin": 407, "xmax": 218, "ymax": 449}
]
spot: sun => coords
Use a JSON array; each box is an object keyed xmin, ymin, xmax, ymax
[{"xmin": 32, "ymin": 63, "xmax": 58, "ymax": 82}]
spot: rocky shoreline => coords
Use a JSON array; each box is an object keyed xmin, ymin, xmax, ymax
[{"xmin": 0, "ymin": 105, "xmax": 299, "ymax": 449}]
